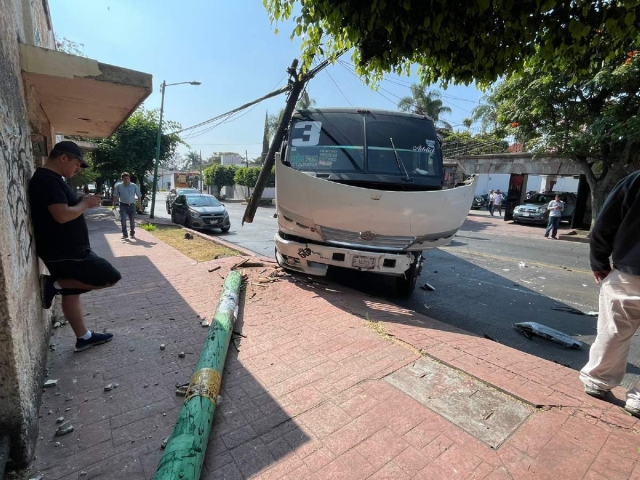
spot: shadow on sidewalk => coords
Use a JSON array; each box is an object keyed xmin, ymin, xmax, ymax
[
  {"xmin": 28, "ymin": 213, "xmax": 309, "ymax": 480},
  {"xmin": 288, "ymin": 249, "xmax": 640, "ymax": 389}
]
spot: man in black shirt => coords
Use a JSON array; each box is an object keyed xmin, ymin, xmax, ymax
[
  {"xmin": 29, "ymin": 141, "xmax": 121, "ymax": 352},
  {"xmin": 580, "ymin": 171, "xmax": 640, "ymax": 418}
]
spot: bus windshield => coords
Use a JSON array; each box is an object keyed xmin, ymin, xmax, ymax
[{"xmin": 286, "ymin": 111, "xmax": 441, "ymax": 180}]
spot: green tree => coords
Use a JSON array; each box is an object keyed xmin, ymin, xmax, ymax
[
  {"xmin": 398, "ymin": 85, "xmax": 452, "ymax": 129},
  {"xmin": 441, "ymin": 131, "xmax": 509, "ymax": 157},
  {"xmin": 264, "ymin": 0, "xmax": 639, "ymax": 86},
  {"xmin": 464, "ymin": 94, "xmax": 500, "ymax": 134},
  {"xmin": 93, "ymin": 107, "xmax": 183, "ymax": 195},
  {"xmin": 203, "ymin": 164, "xmax": 236, "ymax": 196},
  {"xmin": 493, "ymin": 49, "xmax": 640, "ymax": 221},
  {"xmin": 234, "ymin": 167, "xmax": 262, "ymax": 189},
  {"xmin": 183, "ymin": 151, "xmax": 201, "ymax": 171}
]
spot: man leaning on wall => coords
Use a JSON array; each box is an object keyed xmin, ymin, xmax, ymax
[{"xmin": 29, "ymin": 141, "xmax": 121, "ymax": 352}]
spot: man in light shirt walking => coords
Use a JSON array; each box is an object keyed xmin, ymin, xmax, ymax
[
  {"xmin": 493, "ymin": 189, "xmax": 503, "ymax": 217},
  {"xmin": 113, "ymin": 172, "xmax": 142, "ymax": 239},
  {"xmin": 544, "ymin": 194, "xmax": 564, "ymax": 239}
]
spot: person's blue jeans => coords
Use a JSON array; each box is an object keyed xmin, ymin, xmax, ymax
[
  {"xmin": 119, "ymin": 203, "xmax": 136, "ymax": 237},
  {"xmin": 545, "ymin": 216, "xmax": 561, "ymax": 238}
]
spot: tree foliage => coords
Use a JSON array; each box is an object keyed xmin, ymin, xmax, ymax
[
  {"xmin": 441, "ymin": 131, "xmax": 509, "ymax": 157},
  {"xmin": 182, "ymin": 151, "xmax": 201, "ymax": 171},
  {"xmin": 234, "ymin": 167, "xmax": 262, "ymax": 189},
  {"xmin": 398, "ymin": 86, "xmax": 452, "ymax": 129},
  {"xmin": 492, "ymin": 48, "xmax": 640, "ymax": 216},
  {"xmin": 464, "ymin": 95, "xmax": 500, "ymax": 134},
  {"xmin": 203, "ymin": 164, "xmax": 236, "ymax": 192},
  {"xmin": 93, "ymin": 108, "xmax": 183, "ymax": 188},
  {"xmin": 264, "ymin": 0, "xmax": 640, "ymax": 86}
]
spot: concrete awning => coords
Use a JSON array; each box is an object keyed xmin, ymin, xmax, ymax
[{"xmin": 19, "ymin": 43, "xmax": 152, "ymax": 138}]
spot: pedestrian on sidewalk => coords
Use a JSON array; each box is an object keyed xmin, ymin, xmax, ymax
[
  {"xmin": 579, "ymin": 171, "xmax": 640, "ymax": 418},
  {"xmin": 488, "ymin": 189, "xmax": 495, "ymax": 216},
  {"xmin": 113, "ymin": 172, "xmax": 141, "ymax": 239},
  {"xmin": 29, "ymin": 141, "xmax": 121, "ymax": 352},
  {"xmin": 544, "ymin": 194, "xmax": 564, "ymax": 239},
  {"xmin": 493, "ymin": 189, "xmax": 503, "ymax": 217}
]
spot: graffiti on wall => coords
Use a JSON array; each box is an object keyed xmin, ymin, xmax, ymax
[
  {"xmin": 1, "ymin": 117, "xmax": 33, "ymax": 267},
  {"xmin": 1, "ymin": 43, "xmax": 34, "ymax": 267}
]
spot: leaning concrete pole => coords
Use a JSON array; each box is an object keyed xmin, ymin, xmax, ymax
[{"xmin": 154, "ymin": 271, "xmax": 243, "ymax": 480}]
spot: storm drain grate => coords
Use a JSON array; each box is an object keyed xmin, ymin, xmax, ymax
[{"xmin": 386, "ymin": 357, "xmax": 533, "ymax": 448}]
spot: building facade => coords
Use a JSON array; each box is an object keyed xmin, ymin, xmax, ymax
[{"xmin": 0, "ymin": 0, "xmax": 151, "ymax": 467}]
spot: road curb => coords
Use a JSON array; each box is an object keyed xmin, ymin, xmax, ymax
[{"xmin": 182, "ymin": 227, "xmax": 257, "ymax": 257}]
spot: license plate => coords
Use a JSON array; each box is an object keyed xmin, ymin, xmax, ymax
[
  {"xmin": 352, "ymin": 256, "xmax": 376, "ymax": 269},
  {"xmin": 205, "ymin": 219, "xmax": 219, "ymax": 224},
  {"xmin": 522, "ymin": 212, "xmax": 531, "ymax": 217}
]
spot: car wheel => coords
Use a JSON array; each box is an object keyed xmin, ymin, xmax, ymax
[
  {"xmin": 396, "ymin": 254, "xmax": 421, "ymax": 297},
  {"xmin": 220, "ymin": 224, "xmax": 230, "ymax": 233}
]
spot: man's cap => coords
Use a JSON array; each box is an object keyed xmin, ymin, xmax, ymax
[{"xmin": 51, "ymin": 141, "xmax": 89, "ymax": 168}]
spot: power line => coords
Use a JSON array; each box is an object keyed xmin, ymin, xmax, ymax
[
  {"xmin": 325, "ymin": 69, "xmax": 353, "ymax": 106},
  {"xmin": 338, "ymin": 61, "xmax": 397, "ymax": 106}
]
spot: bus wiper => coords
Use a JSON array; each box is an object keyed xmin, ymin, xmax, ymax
[{"xmin": 390, "ymin": 138, "xmax": 411, "ymax": 181}]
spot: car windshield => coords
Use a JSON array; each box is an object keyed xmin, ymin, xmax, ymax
[
  {"xmin": 527, "ymin": 194, "xmax": 556, "ymax": 204},
  {"xmin": 178, "ymin": 188, "xmax": 198, "ymax": 194},
  {"xmin": 186, "ymin": 196, "xmax": 221, "ymax": 207}
]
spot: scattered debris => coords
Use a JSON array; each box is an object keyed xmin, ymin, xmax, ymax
[
  {"xmin": 257, "ymin": 277, "xmax": 278, "ymax": 284},
  {"xmin": 56, "ymin": 417, "xmax": 65, "ymax": 424},
  {"xmin": 552, "ymin": 306, "xmax": 599, "ymax": 317},
  {"xmin": 518, "ymin": 262, "xmax": 527, "ymax": 270},
  {"xmin": 231, "ymin": 258, "xmax": 250, "ymax": 270},
  {"xmin": 201, "ymin": 320, "xmax": 210, "ymax": 327},
  {"xmin": 420, "ymin": 283, "xmax": 436, "ymax": 291},
  {"xmin": 55, "ymin": 421, "xmax": 74, "ymax": 436},
  {"xmin": 250, "ymin": 292, "xmax": 257, "ymax": 299},
  {"xmin": 175, "ymin": 383, "xmax": 189, "ymax": 396},
  {"xmin": 514, "ymin": 322, "xmax": 584, "ymax": 349},
  {"xmin": 161, "ymin": 436, "xmax": 170, "ymax": 449},
  {"xmin": 43, "ymin": 379, "xmax": 58, "ymax": 388},
  {"xmin": 184, "ymin": 232, "xmax": 194, "ymax": 240},
  {"xmin": 178, "ymin": 352, "xmax": 186, "ymax": 358},
  {"xmin": 104, "ymin": 384, "xmax": 113, "ymax": 392},
  {"xmin": 53, "ymin": 321, "xmax": 61, "ymax": 329},
  {"xmin": 160, "ymin": 344, "xmax": 166, "ymax": 350},
  {"xmin": 208, "ymin": 266, "xmax": 221, "ymax": 273}
]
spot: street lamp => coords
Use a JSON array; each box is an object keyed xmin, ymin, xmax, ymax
[{"xmin": 149, "ymin": 80, "xmax": 201, "ymax": 219}]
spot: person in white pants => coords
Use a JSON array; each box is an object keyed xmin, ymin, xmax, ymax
[{"xmin": 580, "ymin": 171, "xmax": 640, "ymax": 417}]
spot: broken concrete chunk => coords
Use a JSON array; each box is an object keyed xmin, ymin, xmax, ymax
[
  {"xmin": 514, "ymin": 322, "xmax": 584, "ymax": 349},
  {"xmin": 104, "ymin": 384, "xmax": 113, "ymax": 392},
  {"xmin": 161, "ymin": 436, "xmax": 170, "ymax": 449},
  {"xmin": 43, "ymin": 379, "xmax": 58, "ymax": 388},
  {"xmin": 178, "ymin": 352, "xmax": 186, "ymax": 358},
  {"xmin": 55, "ymin": 422, "xmax": 74, "ymax": 436},
  {"xmin": 160, "ymin": 344, "xmax": 166, "ymax": 350},
  {"xmin": 53, "ymin": 321, "xmax": 61, "ymax": 328},
  {"xmin": 56, "ymin": 417, "xmax": 65, "ymax": 424},
  {"xmin": 201, "ymin": 321, "xmax": 210, "ymax": 327}
]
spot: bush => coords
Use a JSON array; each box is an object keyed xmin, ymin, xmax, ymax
[{"xmin": 140, "ymin": 223, "xmax": 157, "ymax": 232}]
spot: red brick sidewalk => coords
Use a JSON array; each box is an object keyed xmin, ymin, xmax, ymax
[{"xmin": 26, "ymin": 212, "xmax": 638, "ymax": 479}]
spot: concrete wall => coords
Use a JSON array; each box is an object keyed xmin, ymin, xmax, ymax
[
  {"xmin": 473, "ymin": 174, "xmax": 511, "ymax": 196},
  {"xmin": 0, "ymin": 0, "xmax": 55, "ymax": 467}
]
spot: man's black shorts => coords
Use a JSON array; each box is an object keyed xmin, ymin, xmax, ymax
[{"xmin": 44, "ymin": 250, "xmax": 121, "ymax": 295}]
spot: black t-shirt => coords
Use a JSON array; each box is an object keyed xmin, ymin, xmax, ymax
[{"xmin": 29, "ymin": 168, "xmax": 90, "ymax": 261}]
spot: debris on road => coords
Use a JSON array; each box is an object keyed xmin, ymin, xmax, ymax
[
  {"xmin": 178, "ymin": 352, "xmax": 186, "ymax": 358},
  {"xmin": 420, "ymin": 283, "xmax": 436, "ymax": 291},
  {"xmin": 518, "ymin": 262, "xmax": 526, "ymax": 270},
  {"xmin": 552, "ymin": 306, "xmax": 599, "ymax": 317},
  {"xmin": 160, "ymin": 344, "xmax": 166, "ymax": 350},
  {"xmin": 56, "ymin": 417, "xmax": 65, "ymax": 424},
  {"xmin": 55, "ymin": 421, "xmax": 74, "ymax": 436},
  {"xmin": 104, "ymin": 384, "xmax": 113, "ymax": 392},
  {"xmin": 208, "ymin": 266, "xmax": 221, "ymax": 273},
  {"xmin": 43, "ymin": 379, "xmax": 58, "ymax": 388},
  {"xmin": 514, "ymin": 322, "xmax": 584, "ymax": 349},
  {"xmin": 201, "ymin": 320, "xmax": 210, "ymax": 327},
  {"xmin": 161, "ymin": 436, "xmax": 170, "ymax": 449}
]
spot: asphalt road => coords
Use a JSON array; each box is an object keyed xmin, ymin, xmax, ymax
[{"xmin": 147, "ymin": 192, "xmax": 640, "ymax": 387}]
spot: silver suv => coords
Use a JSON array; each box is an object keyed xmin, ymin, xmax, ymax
[
  {"xmin": 513, "ymin": 192, "xmax": 577, "ymax": 225},
  {"xmin": 166, "ymin": 187, "xmax": 199, "ymax": 214}
]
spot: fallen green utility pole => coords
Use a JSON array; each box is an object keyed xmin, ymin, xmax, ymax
[{"xmin": 154, "ymin": 271, "xmax": 243, "ymax": 480}]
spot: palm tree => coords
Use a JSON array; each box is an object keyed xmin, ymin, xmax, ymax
[
  {"xmin": 468, "ymin": 94, "xmax": 498, "ymax": 133},
  {"xmin": 182, "ymin": 151, "xmax": 200, "ymax": 171},
  {"xmin": 398, "ymin": 85, "xmax": 452, "ymax": 129}
]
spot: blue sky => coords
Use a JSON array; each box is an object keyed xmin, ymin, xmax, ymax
[{"xmin": 50, "ymin": 0, "xmax": 484, "ymax": 161}]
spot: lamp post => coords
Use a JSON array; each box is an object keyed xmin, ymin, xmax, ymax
[{"xmin": 150, "ymin": 80, "xmax": 201, "ymax": 219}]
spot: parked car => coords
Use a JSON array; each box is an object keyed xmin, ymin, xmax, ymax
[
  {"xmin": 471, "ymin": 192, "xmax": 506, "ymax": 210},
  {"xmin": 166, "ymin": 187, "xmax": 199, "ymax": 214},
  {"xmin": 170, "ymin": 194, "xmax": 231, "ymax": 232},
  {"xmin": 512, "ymin": 192, "xmax": 577, "ymax": 225}
]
